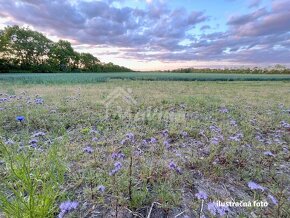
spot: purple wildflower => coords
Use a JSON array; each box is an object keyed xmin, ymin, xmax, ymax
[
  {"xmin": 219, "ymin": 107, "xmax": 229, "ymax": 113},
  {"xmin": 195, "ymin": 191, "xmax": 208, "ymax": 200},
  {"xmin": 120, "ymin": 139, "xmax": 127, "ymax": 145},
  {"xmin": 268, "ymin": 194, "xmax": 278, "ymax": 205},
  {"xmin": 168, "ymin": 161, "xmax": 182, "ymax": 174},
  {"xmin": 92, "ymin": 137, "xmax": 98, "ymax": 142},
  {"xmin": 229, "ymin": 119, "xmax": 237, "ymax": 126},
  {"xmin": 207, "ymin": 202, "xmax": 230, "ymax": 216},
  {"xmin": 32, "ymin": 131, "xmax": 46, "ymax": 137},
  {"xmin": 211, "ymin": 137, "xmax": 220, "ymax": 145},
  {"xmin": 209, "ymin": 125, "xmax": 221, "ymax": 133},
  {"xmin": 16, "ymin": 116, "xmax": 25, "ymax": 122},
  {"xmin": 248, "ymin": 181, "xmax": 265, "ymax": 191},
  {"xmin": 110, "ymin": 162, "xmax": 123, "ymax": 176},
  {"xmin": 117, "ymin": 152, "xmax": 125, "ymax": 159},
  {"xmin": 34, "ymin": 98, "xmax": 44, "ymax": 104},
  {"xmin": 111, "ymin": 152, "xmax": 118, "ymax": 159},
  {"xmin": 280, "ymin": 121, "xmax": 290, "ymax": 128},
  {"xmin": 29, "ymin": 139, "xmax": 38, "ymax": 144},
  {"xmin": 0, "ymin": 108, "xmax": 4, "ymax": 111},
  {"xmin": 111, "ymin": 152, "xmax": 125, "ymax": 159},
  {"xmin": 150, "ymin": 137, "xmax": 157, "ymax": 144},
  {"xmin": 175, "ymin": 167, "xmax": 182, "ymax": 174},
  {"xmin": 163, "ymin": 140, "xmax": 170, "ymax": 149},
  {"xmin": 58, "ymin": 201, "xmax": 78, "ymax": 218},
  {"xmin": 97, "ymin": 185, "xmax": 106, "ymax": 193},
  {"xmin": 83, "ymin": 146, "xmax": 94, "ymax": 154},
  {"xmin": 228, "ymin": 132, "xmax": 243, "ymax": 142},
  {"xmin": 264, "ymin": 151, "xmax": 274, "ymax": 157},
  {"xmin": 114, "ymin": 162, "xmax": 122, "ymax": 169},
  {"xmin": 180, "ymin": 131, "xmax": 188, "ymax": 137},
  {"xmin": 207, "ymin": 202, "xmax": 217, "ymax": 216},
  {"xmin": 126, "ymin": 132, "xmax": 134, "ymax": 141},
  {"xmin": 169, "ymin": 161, "xmax": 177, "ymax": 170},
  {"xmin": 4, "ymin": 139, "xmax": 14, "ymax": 145},
  {"xmin": 162, "ymin": 129, "xmax": 169, "ymax": 137}
]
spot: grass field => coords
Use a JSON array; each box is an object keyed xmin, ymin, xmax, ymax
[
  {"xmin": 0, "ymin": 79, "xmax": 290, "ymax": 217},
  {"xmin": 0, "ymin": 72, "xmax": 290, "ymax": 84}
]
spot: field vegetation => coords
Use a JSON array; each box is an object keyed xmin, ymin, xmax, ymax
[
  {"xmin": 0, "ymin": 80, "xmax": 289, "ymax": 217},
  {"xmin": 0, "ymin": 72, "xmax": 289, "ymax": 84}
]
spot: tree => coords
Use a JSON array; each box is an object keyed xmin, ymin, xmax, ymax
[
  {"xmin": 0, "ymin": 25, "xmax": 52, "ymax": 70},
  {"xmin": 49, "ymin": 40, "xmax": 75, "ymax": 71},
  {"xmin": 0, "ymin": 25, "xmax": 132, "ymax": 73},
  {"xmin": 79, "ymin": 53, "xmax": 100, "ymax": 71}
]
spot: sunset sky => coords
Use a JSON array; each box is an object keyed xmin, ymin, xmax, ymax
[{"xmin": 0, "ymin": 0, "xmax": 289, "ymax": 71}]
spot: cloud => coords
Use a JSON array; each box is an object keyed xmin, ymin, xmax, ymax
[
  {"xmin": 0, "ymin": 0, "xmax": 289, "ymax": 67},
  {"xmin": 248, "ymin": 0, "xmax": 261, "ymax": 8}
]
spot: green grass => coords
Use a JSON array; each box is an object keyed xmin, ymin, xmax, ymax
[
  {"xmin": 0, "ymin": 80, "xmax": 289, "ymax": 217},
  {"xmin": 0, "ymin": 72, "xmax": 290, "ymax": 84}
]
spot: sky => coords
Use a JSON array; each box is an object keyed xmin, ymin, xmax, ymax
[{"xmin": 0, "ymin": 0, "xmax": 289, "ymax": 71}]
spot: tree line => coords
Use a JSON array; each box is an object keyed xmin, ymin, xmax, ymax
[
  {"xmin": 160, "ymin": 65, "xmax": 290, "ymax": 74},
  {"xmin": 0, "ymin": 26, "xmax": 132, "ymax": 73}
]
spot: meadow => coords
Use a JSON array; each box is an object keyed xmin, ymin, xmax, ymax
[{"xmin": 0, "ymin": 78, "xmax": 290, "ymax": 217}]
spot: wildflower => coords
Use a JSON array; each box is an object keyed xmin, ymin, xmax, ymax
[
  {"xmin": 111, "ymin": 152, "xmax": 118, "ymax": 159},
  {"xmin": 268, "ymin": 194, "xmax": 278, "ymax": 205},
  {"xmin": 97, "ymin": 185, "xmax": 105, "ymax": 193},
  {"xmin": 248, "ymin": 181, "xmax": 265, "ymax": 191},
  {"xmin": 211, "ymin": 137, "xmax": 220, "ymax": 145},
  {"xmin": 280, "ymin": 121, "xmax": 290, "ymax": 128},
  {"xmin": 195, "ymin": 191, "xmax": 208, "ymax": 200},
  {"xmin": 109, "ymin": 162, "xmax": 123, "ymax": 176},
  {"xmin": 83, "ymin": 146, "xmax": 94, "ymax": 154},
  {"xmin": 120, "ymin": 139, "xmax": 127, "ymax": 145},
  {"xmin": 32, "ymin": 131, "xmax": 46, "ymax": 137},
  {"xmin": 175, "ymin": 167, "xmax": 182, "ymax": 174},
  {"xmin": 168, "ymin": 161, "xmax": 182, "ymax": 174},
  {"xmin": 5, "ymin": 139, "xmax": 14, "ymax": 145},
  {"xmin": 163, "ymin": 140, "xmax": 170, "ymax": 149},
  {"xmin": 150, "ymin": 137, "xmax": 157, "ymax": 144},
  {"xmin": 219, "ymin": 107, "xmax": 229, "ymax": 113},
  {"xmin": 29, "ymin": 139, "xmax": 38, "ymax": 144},
  {"xmin": 0, "ymin": 108, "xmax": 4, "ymax": 111},
  {"xmin": 34, "ymin": 98, "xmax": 44, "ymax": 104},
  {"xmin": 228, "ymin": 132, "xmax": 243, "ymax": 142},
  {"xmin": 111, "ymin": 152, "xmax": 125, "ymax": 159},
  {"xmin": 264, "ymin": 151, "xmax": 274, "ymax": 157},
  {"xmin": 229, "ymin": 119, "xmax": 237, "ymax": 126},
  {"xmin": 114, "ymin": 162, "xmax": 122, "ymax": 169},
  {"xmin": 58, "ymin": 201, "xmax": 78, "ymax": 218},
  {"xmin": 126, "ymin": 132, "xmax": 134, "ymax": 141},
  {"xmin": 207, "ymin": 202, "xmax": 230, "ymax": 216},
  {"xmin": 162, "ymin": 129, "xmax": 169, "ymax": 137},
  {"xmin": 16, "ymin": 116, "xmax": 25, "ymax": 122},
  {"xmin": 209, "ymin": 125, "xmax": 221, "ymax": 133},
  {"xmin": 168, "ymin": 161, "xmax": 177, "ymax": 170},
  {"xmin": 29, "ymin": 139, "xmax": 38, "ymax": 148},
  {"xmin": 180, "ymin": 131, "xmax": 188, "ymax": 137},
  {"xmin": 92, "ymin": 137, "xmax": 98, "ymax": 142}
]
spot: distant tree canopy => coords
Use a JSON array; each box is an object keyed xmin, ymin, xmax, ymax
[
  {"xmin": 163, "ymin": 65, "xmax": 290, "ymax": 74},
  {"xmin": 0, "ymin": 26, "xmax": 132, "ymax": 73}
]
